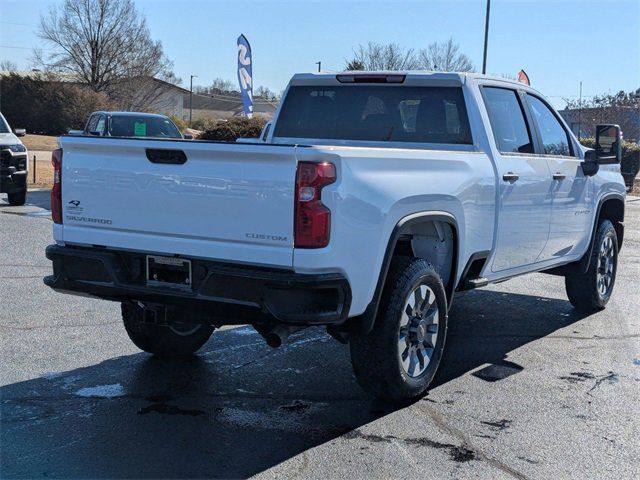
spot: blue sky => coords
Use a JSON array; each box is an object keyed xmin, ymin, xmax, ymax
[{"xmin": 1, "ymin": 0, "xmax": 638, "ymax": 108}]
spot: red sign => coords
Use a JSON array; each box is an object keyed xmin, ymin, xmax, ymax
[{"xmin": 518, "ymin": 69, "xmax": 530, "ymax": 86}]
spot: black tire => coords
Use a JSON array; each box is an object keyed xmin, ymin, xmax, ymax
[
  {"xmin": 350, "ymin": 258, "xmax": 448, "ymax": 403},
  {"xmin": 565, "ymin": 219, "xmax": 618, "ymax": 313},
  {"xmin": 121, "ymin": 302, "xmax": 214, "ymax": 356},
  {"xmin": 7, "ymin": 189, "xmax": 26, "ymax": 206}
]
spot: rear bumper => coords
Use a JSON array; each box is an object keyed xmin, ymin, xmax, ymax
[{"xmin": 43, "ymin": 244, "xmax": 351, "ymax": 325}]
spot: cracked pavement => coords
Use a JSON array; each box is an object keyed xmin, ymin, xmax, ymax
[{"xmin": 1, "ymin": 191, "xmax": 639, "ymax": 479}]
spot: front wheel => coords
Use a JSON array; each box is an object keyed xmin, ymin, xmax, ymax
[
  {"xmin": 7, "ymin": 189, "xmax": 26, "ymax": 206},
  {"xmin": 565, "ymin": 219, "xmax": 618, "ymax": 313},
  {"xmin": 121, "ymin": 302, "xmax": 214, "ymax": 356},
  {"xmin": 350, "ymin": 258, "xmax": 448, "ymax": 403}
]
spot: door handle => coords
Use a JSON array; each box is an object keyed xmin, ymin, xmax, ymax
[
  {"xmin": 553, "ymin": 172, "xmax": 566, "ymax": 181},
  {"xmin": 502, "ymin": 172, "xmax": 519, "ymax": 183}
]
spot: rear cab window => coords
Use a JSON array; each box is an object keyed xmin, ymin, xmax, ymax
[
  {"xmin": 273, "ymin": 85, "xmax": 473, "ymax": 146},
  {"xmin": 96, "ymin": 115, "xmax": 107, "ymax": 135},
  {"xmin": 482, "ymin": 87, "xmax": 534, "ymax": 155},
  {"xmin": 85, "ymin": 114, "xmax": 100, "ymax": 133}
]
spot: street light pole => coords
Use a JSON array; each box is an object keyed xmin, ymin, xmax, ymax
[
  {"xmin": 315, "ymin": 61, "xmax": 321, "ymax": 72},
  {"xmin": 578, "ymin": 81, "xmax": 583, "ymax": 140},
  {"xmin": 189, "ymin": 74, "xmax": 197, "ymax": 128},
  {"xmin": 482, "ymin": 0, "xmax": 491, "ymax": 74}
]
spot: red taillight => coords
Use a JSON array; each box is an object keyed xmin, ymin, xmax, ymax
[
  {"xmin": 51, "ymin": 148, "xmax": 62, "ymax": 224},
  {"xmin": 295, "ymin": 161, "xmax": 336, "ymax": 248}
]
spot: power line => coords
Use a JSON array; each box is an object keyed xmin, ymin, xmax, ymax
[
  {"xmin": 547, "ymin": 94, "xmax": 598, "ymax": 98},
  {"xmin": 0, "ymin": 45, "xmax": 32, "ymax": 50},
  {"xmin": 0, "ymin": 21, "xmax": 37, "ymax": 27}
]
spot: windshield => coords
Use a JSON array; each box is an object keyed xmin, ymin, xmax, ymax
[
  {"xmin": 274, "ymin": 85, "xmax": 472, "ymax": 144},
  {"xmin": 108, "ymin": 115, "xmax": 182, "ymax": 138},
  {"xmin": 0, "ymin": 113, "xmax": 10, "ymax": 134}
]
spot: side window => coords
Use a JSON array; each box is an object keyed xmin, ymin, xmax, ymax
[
  {"xmin": 483, "ymin": 87, "xmax": 533, "ymax": 154},
  {"xmin": 526, "ymin": 94, "xmax": 573, "ymax": 156},
  {"xmin": 95, "ymin": 115, "xmax": 106, "ymax": 135},
  {"xmin": 86, "ymin": 114, "xmax": 99, "ymax": 133}
]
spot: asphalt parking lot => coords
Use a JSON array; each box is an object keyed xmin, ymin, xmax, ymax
[{"xmin": 1, "ymin": 190, "xmax": 639, "ymax": 479}]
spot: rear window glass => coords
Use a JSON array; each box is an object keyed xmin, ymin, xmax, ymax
[
  {"xmin": 108, "ymin": 116, "xmax": 182, "ymax": 138},
  {"xmin": 273, "ymin": 86, "xmax": 472, "ymax": 145},
  {"xmin": 482, "ymin": 87, "xmax": 533, "ymax": 154}
]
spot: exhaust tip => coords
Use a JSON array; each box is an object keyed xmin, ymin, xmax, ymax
[{"xmin": 265, "ymin": 333, "xmax": 283, "ymax": 349}]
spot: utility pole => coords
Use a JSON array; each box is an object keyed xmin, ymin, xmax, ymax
[
  {"xmin": 482, "ymin": 0, "xmax": 491, "ymax": 74},
  {"xmin": 189, "ymin": 74, "xmax": 197, "ymax": 127},
  {"xmin": 315, "ymin": 61, "xmax": 321, "ymax": 72},
  {"xmin": 578, "ymin": 81, "xmax": 583, "ymax": 140}
]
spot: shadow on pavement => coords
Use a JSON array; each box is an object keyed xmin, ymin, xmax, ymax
[
  {"xmin": 0, "ymin": 190, "xmax": 51, "ymax": 210},
  {"xmin": 25, "ymin": 190, "xmax": 52, "ymax": 210},
  {"xmin": 0, "ymin": 290, "xmax": 587, "ymax": 478}
]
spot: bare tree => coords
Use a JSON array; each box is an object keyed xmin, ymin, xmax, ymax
[
  {"xmin": 345, "ymin": 59, "xmax": 365, "ymax": 71},
  {"xmin": 255, "ymin": 85, "xmax": 279, "ymax": 102},
  {"xmin": 419, "ymin": 38, "xmax": 474, "ymax": 72},
  {"xmin": 35, "ymin": 0, "xmax": 178, "ymax": 110},
  {"xmin": 195, "ymin": 78, "xmax": 238, "ymax": 95},
  {"xmin": 210, "ymin": 78, "xmax": 236, "ymax": 93},
  {"xmin": 0, "ymin": 60, "xmax": 18, "ymax": 72},
  {"xmin": 345, "ymin": 42, "xmax": 422, "ymax": 71},
  {"xmin": 563, "ymin": 88, "xmax": 640, "ymax": 141}
]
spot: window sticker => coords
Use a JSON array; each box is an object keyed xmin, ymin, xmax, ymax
[{"xmin": 134, "ymin": 122, "xmax": 147, "ymax": 136}]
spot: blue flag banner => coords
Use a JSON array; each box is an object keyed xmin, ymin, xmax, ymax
[{"xmin": 237, "ymin": 34, "xmax": 253, "ymax": 118}]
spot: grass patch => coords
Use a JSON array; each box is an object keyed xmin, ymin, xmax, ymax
[
  {"xmin": 22, "ymin": 134, "xmax": 59, "ymax": 151},
  {"xmin": 28, "ymin": 160, "xmax": 54, "ymax": 188}
]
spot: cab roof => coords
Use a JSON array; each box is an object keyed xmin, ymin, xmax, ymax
[
  {"xmin": 90, "ymin": 111, "xmax": 170, "ymax": 118},
  {"xmin": 289, "ymin": 71, "xmax": 538, "ymax": 92}
]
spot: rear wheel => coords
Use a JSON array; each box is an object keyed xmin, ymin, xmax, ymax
[
  {"xmin": 121, "ymin": 302, "xmax": 214, "ymax": 356},
  {"xmin": 7, "ymin": 189, "xmax": 26, "ymax": 206},
  {"xmin": 350, "ymin": 258, "xmax": 448, "ymax": 402},
  {"xmin": 565, "ymin": 219, "xmax": 618, "ymax": 313}
]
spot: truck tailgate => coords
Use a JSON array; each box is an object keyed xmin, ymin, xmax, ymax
[{"xmin": 58, "ymin": 137, "xmax": 298, "ymax": 268}]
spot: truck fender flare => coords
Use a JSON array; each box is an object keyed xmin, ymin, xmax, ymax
[
  {"xmin": 350, "ymin": 211, "xmax": 459, "ymax": 335},
  {"xmin": 580, "ymin": 193, "xmax": 625, "ymax": 270},
  {"xmin": 544, "ymin": 192, "xmax": 625, "ymax": 277}
]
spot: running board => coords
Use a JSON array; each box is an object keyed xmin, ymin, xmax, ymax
[
  {"xmin": 456, "ymin": 251, "xmax": 491, "ymax": 292},
  {"xmin": 464, "ymin": 277, "xmax": 489, "ymax": 289}
]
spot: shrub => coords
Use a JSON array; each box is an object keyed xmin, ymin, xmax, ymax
[
  {"xmin": 168, "ymin": 114, "xmax": 187, "ymax": 132},
  {"xmin": 580, "ymin": 138, "xmax": 640, "ymax": 188},
  {"xmin": 190, "ymin": 117, "xmax": 218, "ymax": 132},
  {"xmin": 0, "ymin": 73, "xmax": 113, "ymax": 135},
  {"xmin": 199, "ymin": 116, "xmax": 267, "ymax": 142}
]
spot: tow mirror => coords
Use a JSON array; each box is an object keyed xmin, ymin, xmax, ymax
[
  {"xmin": 582, "ymin": 124, "xmax": 622, "ymax": 177},
  {"xmin": 13, "ymin": 128, "xmax": 26, "ymax": 137},
  {"xmin": 595, "ymin": 124, "xmax": 622, "ymax": 164}
]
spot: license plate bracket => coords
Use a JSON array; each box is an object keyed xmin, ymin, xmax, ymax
[{"xmin": 146, "ymin": 255, "xmax": 192, "ymax": 289}]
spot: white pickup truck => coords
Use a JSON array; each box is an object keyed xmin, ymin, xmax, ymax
[{"xmin": 44, "ymin": 72, "xmax": 626, "ymax": 402}]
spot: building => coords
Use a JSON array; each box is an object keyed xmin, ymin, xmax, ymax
[
  {"xmin": 116, "ymin": 77, "xmax": 189, "ymax": 118},
  {"xmin": 185, "ymin": 92, "xmax": 279, "ymax": 123},
  {"xmin": 560, "ymin": 106, "xmax": 640, "ymax": 142},
  {"xmin": 144, "ymin": 78, "xmax": 189, "ymax": 118}
]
